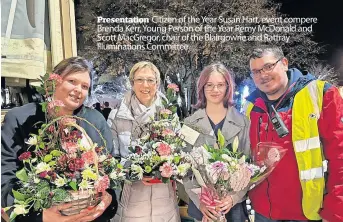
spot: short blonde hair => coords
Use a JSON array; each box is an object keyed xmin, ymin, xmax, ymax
[{"xmin": 129, "ymin": 61, "xmax": 161, "ymax": 86}]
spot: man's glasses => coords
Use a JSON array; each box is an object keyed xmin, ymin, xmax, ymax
[
  {"xmin": 133, "ymin": 78, "xmax": 157, "ymax": 85},
  {"xmin": 204, "ymin": 83, "xmax": 227, "ymax": 91},
  {"xmin": 250, "ymin": 58, "xmax": 282, "ymax": 77}
]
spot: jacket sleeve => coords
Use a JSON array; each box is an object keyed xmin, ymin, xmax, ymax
[
  {"xmin": 107, "ymin": 109, "xmax": 120, "ymax": 157},
  {"xmin": 239, "ymin": 115, "xmax": 251, "ymax": 158},
  {"xmin": 93, "ymin": 189, "xmax": 118, "ymax": 222},
  {"xmin": 1, "ymin": 110, "xmax": 23, "ymax": 208},
  {"xmin": 231, "ymin": 115, "xmax": 251, "ymax": 206},
  {"xmin": 318, "ymin": 85, "xmax": 343, "ymax": 222},
  {"xmin": 98, "ymin": 113, "xmax": 115, "ymax": 156}
]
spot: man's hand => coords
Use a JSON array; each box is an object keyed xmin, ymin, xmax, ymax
[
  {"xmin": 43, "ymin": 203, "xmax": 88, "ymax": 222},
  {"xmin": 199, "ymin": 203, "xmax": 220, "ymax": 221},
  {"xmin": 77, "ymin": 190, "xmax": 112, "ymax": 222}
]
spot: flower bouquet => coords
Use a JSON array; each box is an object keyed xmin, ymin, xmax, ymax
[
  {"xmin": 125, "ymin": 84, "xmax": 191, "ymax": 184},
  {"xmin": 3, "ymin": 74, "xmax": 127, "ymax": 221},
  {"xmin": 248, "ymin": 141, "xmax": 287, "ymax": 189},
  {"xmin": 186, "ymin": 130, "xmax": 286, "ymax": 222}
]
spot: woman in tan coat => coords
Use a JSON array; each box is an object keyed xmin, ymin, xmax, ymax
[
  {"xmin": 183, "ymin": 63, "xmax": 250, "ymax": 222},
  {"xmin": 107, "ymin": 61, "xmax": 180, "ymax": 222}
]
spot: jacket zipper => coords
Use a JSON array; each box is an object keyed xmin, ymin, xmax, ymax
[{"xmin": 266, "ymin": 118, "xmax": 273, "ymax": 219}]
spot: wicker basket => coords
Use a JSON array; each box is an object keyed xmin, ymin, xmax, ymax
[{"xmin": 54, "ymin": 190, "xmax": 102, "ymax": 216}]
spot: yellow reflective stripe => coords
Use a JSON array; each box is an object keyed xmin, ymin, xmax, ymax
[
  {"xmin": 294, "ymin": 136, "xmax": 321, "ymax": 152},
  {"xmin": 296, "ymin": 147, "xmax": 323, "ymax": 171},
  {"xmin": 300, "ymin": 167, "xmax": 324, "ymax": 181},
  {"xmin": 243, "ymin": 102, "xmax": 254, "ymax": 119}
]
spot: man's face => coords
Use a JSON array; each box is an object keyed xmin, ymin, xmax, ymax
[{"xmin": 250, "ymin": 52, "xmax": 289, "ymax": 98}]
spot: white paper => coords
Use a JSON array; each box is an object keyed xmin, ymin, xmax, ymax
[{"xmin": 180, "ymin": 124, "xmax": 200, "ymax": 145}]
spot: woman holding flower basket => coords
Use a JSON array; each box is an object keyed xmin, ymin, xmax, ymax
[
  {"xmin": 1, "ymin": 57, "xmax": 119, "ymax": 222},
  {"xmin": 107, "ymin": 61, "xmax": 180, "ymax": 222},
  {"xmin": 183, "ymin": 63, "xmax": 251, "ymax": 222}
]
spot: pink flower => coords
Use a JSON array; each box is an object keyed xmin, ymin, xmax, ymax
[
  {"xmin": 48, "ymin": 125, "xmax": 55, "ymax": 133},
  {"xmin": 18, "ymin": 151, "xmax": 31, "ymax": 161},
  {"xmin": 81, "ymin": 151, "xmax": 96, "ymax": 165},
  {"xmin": 211, "ymin": 161, "xmax": 228, "ymax": 172},
  {"xmin": 48, "ymin": 73, "xmax": 63, "ymax": 83},
  {"xmin": 39, "ymin": 171, "xmax": 48, "ymax": 178},
  {"xmin": 95, "ymin": 175, "xmax": 110, "ymax": 193},
  {"xmin": 59, "ymin": 117, "xmax": 77, "ymax": 127},
  {"xmin": 159, "ymin": 162, "xmax": 173, "ymax": 178},
  {"xmin": 160, "ymin": 109, "xmax": 172, "ymax": 115},
  {"xmin": 167, "ymin": 83, "xmax": 179, "ymax": 92},
  {"xmin": 48, "ymin": 100, "xmax": 65, "ymax": 113},
  {"xmin": 62, "ymin": 142, "xmax": 78, "ymax": 154},
  {"xmin": 162, "ymin": 129, "xmax": 175, "ymax": 137},
  {"xmin": 135, "ymin": 146, "xmax": 143, "ymax": 155},
  {"xmin": 267, "ymin": 148, "xmax": 281, "ymax": 165},
  {"xmin": 156, "ymin": 143, "xmax": 172, "ymax": 156}
]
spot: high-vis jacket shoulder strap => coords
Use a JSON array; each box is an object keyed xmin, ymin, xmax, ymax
[{"xmin": 242, "ymin": 101, "xmax": 254, "ymax": 119}]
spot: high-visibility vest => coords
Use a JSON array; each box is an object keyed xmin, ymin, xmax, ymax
[{"xmin": 244, "ymin": 80, "xmax": 326, "ymax": 220}]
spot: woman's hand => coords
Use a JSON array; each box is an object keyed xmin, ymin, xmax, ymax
[
  {"xmin": 77, "ymin": 190, "xmax": 112, "ymax": 222},
  {"xmin": 43, "ymin": 203, "xmax": 88, "ymax": 222},
  {"xmin": 216, "ymin": 195, "xmax": 233, "ymax": 214},
  {"xmin": 199, "ymin": 202, "xmax": 221, "ymax": 221}
]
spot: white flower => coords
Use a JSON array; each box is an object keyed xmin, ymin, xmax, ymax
[
  {"xmin": 171, "ymin": 115, "xmax": 179, "ymax": 127},
  {"xmin": 79, "ymin": 179, "xmax": 93, "ymax": 191},
  {"xmin": 232, "ymin": 136, "xmax": 239, "ymax": 152},
  {"xmin": 34, "ymin": 178, "xmax": 40, "ymax": 184},
  {"xmin": 141, "ymin": 133, "xmax": 150, "ymax": 141},
  {"xmin": 221, "ymin": 154, "xmax": 231, "ymax": 162},
  {"xmin": 35, "ymin": 162, "xmax": 51, "ymax": 174},
  {"xmin": 98, "ymin": 154, "xmax": 107, "ymax": 162},
  {"xmin": 260, "ymin": 166, "xmax": 267, "ymax": 173},
  {"xmin": 239, "ymin": 155, "xmax": 246, "ymax": 164},
  {"xmin": 110, "ymin": 171, "xmax": 118, "ymax": 180},
  {"xmin": 13, "ymin": 205, "xmax": 28, "ymax": 215},
  {"xmin": 79, "ymin": 133, "xmax": 96, "ymax": 151},
  {"xmin": 131, "ymin": 164, "xmax": 143, "ymax": 180},
  {"xmin": 25, "ymin": 135, "xmax": 37, "ymax": 146},
  {"xmin": 54, "ymin": 175, "xmax": 66, "ymax": 187},
  {"xmin": 118, "ymin": 172, "xmax": 126, "ymax": 178},
  {"xmin": 177, "ymin": 163, "xmax": 191, "ymax": 176}
]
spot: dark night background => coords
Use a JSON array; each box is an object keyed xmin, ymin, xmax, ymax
[{"xmin": 276, "ymin": 0, "xmax": 343, "ymax": 84}]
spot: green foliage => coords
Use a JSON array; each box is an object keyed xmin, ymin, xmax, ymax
[
  {"xmin": 162, "ymin": 177, "xmax": 170, "ymax": 183},
  {"xmin": 69, "ymin": 181, "xmax": 77, "ymax": 191},
  {"xmin": 52, "ymin": 189, "xmax": 70, "ymax": 202},
  {"xmin": 12, "ymin": 189, "xmax": 28, "ymax": 201},
  {"xmin": 217, "ymin": 130, "xmax": 225, "ymax": 149},
  {"xmin": 43, "ymin": 154, "xmax": 53, "ymax": 162},
  {"xmin": 16, "ymin": 168, "xmax": 28, "ymax": 182},
  {"xmin": 33, "ymin": 200, "xmax": 42, "ymax": 211},
  {"xmin": 37, "ymin": 186, "xmax": 50, "ymax": 199}
]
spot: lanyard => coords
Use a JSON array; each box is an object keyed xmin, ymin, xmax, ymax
[{"xmin": 274, "ymin": 82, "xmax": 297, "ymax": 109}]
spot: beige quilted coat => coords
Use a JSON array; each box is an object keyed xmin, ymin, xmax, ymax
[{"xmin": 108, "ymin": 91, "xmax": 180, "ymax": 222}]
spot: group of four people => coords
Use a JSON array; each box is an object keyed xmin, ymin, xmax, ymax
[{"xmin": 1, "ymin": 45, "xmax": 342, "ymax": 222}]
